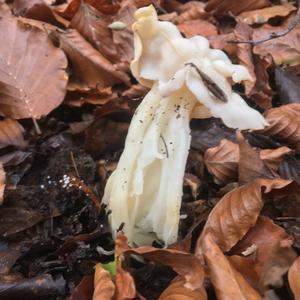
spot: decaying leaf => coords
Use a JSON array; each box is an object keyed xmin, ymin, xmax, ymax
[
  {"xmin": 253, "ymin": 15, "xmax": 300, "ymax": 66},
  {"xmin": 288, "ymin": 256, "xmax": 300, "ymax": 300},
  {"xmin": 205, "ymin": 0, "xmax": 270, "ymax": 16},
  {"xmin": 231, "ymin": 217, "xmax": 297, "ymax": 290},
  {"xmin": 124, "ymin": 247, "xmax": 204, "ymax": 290},
  {"xmin": 59, "ymin": 29, "xmax": 130, "ymax": 89},
  {"xmin": 0, "ymin": 16, "xmax": 68, "ymax": 119},
  {"xmin": 0, "ymin": 119, "xmax": 26, "ymax": 149},
  {"xmin": 159, "ymin": 276, "xmax": 207, "ymax": 300},
  {"xmin": 238, "ymin": 3, "xmax": 296, "ymax": 25},
  {"xmin": 93, "ymin": 264, "xmax": 115, "ymax": 300},
  {"xmin": 260, "ymin": 104, "xmax": 300, "ymax": 151},
  {"xmin": 196, "ymin": 178, "xmax": 293, "ymax": 256},
  {"xmin": 69, "ymin": 275, "xmax": 94, "ymax": 300},
  {"xmin": 202, "ymin": 233, "xmax": 262, "ymax": 300}
]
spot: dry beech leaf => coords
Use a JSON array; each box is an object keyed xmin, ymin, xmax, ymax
[
  {"xmin": 114, "ymin": 267, "xmax": 136, "ymax": 300},
  {"xmin": 0, "ymin": 119, "xmax": 26, "ymax": 149},
  {"xmin": 202, "ymin": 233, "xmax": 262, "ymax": 300},
  {"xmin": 230, "ymin": 217, "xmax": 297, "ymax": 290},
  {"xmin": 71, "ymin": 1, "xmax": 135, "ymax": 65},
  {"xmin": 59, "ymin": 29, "xmax": 130, "ymax": 89},
  {"xmin": 159, "ymin": 276, "xmax": 207, "ymax": 300},
  {"xmin": 204, "ymin": 138, "xmax": 290, "ymax": 184},
  {"xmin": 124, "ymin": 247, "xmax": 204, "ymax": 290},
  {"xmin": 0, "ymin": 163, "xmax": 5, "ymax": 205},
  {"xmin": 205, "ymin": 0, "xmax": 270, "ymax": 16},
  {"xmin": 238, "ymin": 3, "xmax": 296, "ymax": 25},
  {"xmin": 253, "ymin": 15, "xmax": 300, "ymax": 66},
  {"xmin": 122, "ymin": 84, "xmax": 149, "ymax": 100},
  {"xmin": 178, "ymin": 19, "xmax": 217, "ymax": 39},
  {"xmin": 176, "ymin": 1, "xmax": 209, "ymax": 23},
  {"xmin": 237, "ymin": 131, "xmax": 275, "ymax": 185},
  {"xmin": 204, "ymin": 139, "xmax": 239, "ymax": 185},
  {"xmin": 288, "ymin": 257, "xmax": 300, "ymax": 300},
  {"xmin": 93, "ymin": 264, "xmax": 115, "ymax": 300},
  {"xmin": 196, "ymin": 178, "xmax": 294, "ymax": 256},
  {"xmin": 0, "ymin": 0, "xmax": 11, "ymax": 16},
  {"xmin": 0, "ymin": 17, "xmax": 68, "ymax": 119},
  {"xmin": 259, "ymin": 104, "xmax": 300, "ymax": 151}
]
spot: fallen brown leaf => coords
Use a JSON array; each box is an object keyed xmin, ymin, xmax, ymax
[
  {"xmin": 159, "ymin": 276, "xmax": 207, "ymax": 300},
  {"xmin": 59, "ymin": 29, "xmax": 129, "ymax": 90},
  {"xmin": 114, "ymin": 267, "xmax": 136, "ymax": 300},
  {"xmin": 238, "ymin": 3, "xmax": 296, "ymax": 25},
  {"xmin": 288, "ymin": 256, "xmax": 300, "ymax": 300},
  {"xmin": 196, "ymin": 178, "xmax": 293, "ymax": 256},
  {"xmin": 121, "ymin": 84, "xmax": 149, "ymax": 100},
  {"xmin": 237, "ymin": 131, "xmax": 275, "ymax": 184},
  {"xmin": 231, "ymin": 217, "xmax": 297, "ymax": 290},
  {"xmin": 0, "ymin": 0, "xmax": 11, "ymax": 16},
  {"xmin": 202, "ymin": 233, "xmax": 262, "ymax": 300},
  {"xmin": 253, "ymin": 14, "xmax": 300, "ymax": 66},
  {"xmin": 69, "ymin": 275, "xmax": 94, "ymax": 300},
  {"xmin": 204, "ymin": 138, "xmax": 290, "ymax": 184},
  {"xmin": 0, "ymin": 163, "xmax": 5, "ymax": 205},
  {"xmin": 259, "ymin": 104, "xmax": 300, "ymax": 151},
  {"xmin": 176, "ymin": 1, "xmax": 209, "ymax": 23},
  {"xmin": 205, "ymin": 0, "xmax": 270, "ymax": 16},
  {"xmin": 93, "ymin": 264, "xmax": 115, "ymax": 300},
  {"xmin": 71, "ymin": 1, "xmax": 135, "ymax": 65},
  {"xmin": 0, "ymin": 17, "xmax": 68, "ymax": 119},
  {"xmin": 178, "ymin": 19, "xmax": 217, "ymax": 38},
  {"xmin": 124, "ymin": 247, "xmax": 204, "ymax": 290},
  {"xmin": 0, "ymin": 119, "xmax": 26, "ymax": 149}
]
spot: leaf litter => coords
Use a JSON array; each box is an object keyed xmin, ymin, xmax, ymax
[{"xmin": 0, "ymin": 0, "xmax": 300, "ymax": 299}]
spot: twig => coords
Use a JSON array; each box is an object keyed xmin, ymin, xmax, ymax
[
  {"xmin": 185, "ymin": 62, "xmax": 228, "ymax": 103},
  {"xmin": 228, "ymin": 13, "xmax": 300, "ymax": 46}
]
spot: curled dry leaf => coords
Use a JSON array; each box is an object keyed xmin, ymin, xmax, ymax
[
  {"xmin": 196, "ymin": 178, "xmax": 293, "ymax": 256},
  {"xmin": 0, "ymin": 17, "xmax": 68, "ymax": 119},
  {"xmin": 238, "ymin": 3, "xmax": 296, "ymax": 25},
  {"xmin": 93, "ymin": 264, "xmax": 115, "ymax": 300},
  {"xmin": 253, "ymin": 15, "xmax": 300, "ymax": 66},
  {"xmin": 259, "ymin": 104, "xmax": 300, "ymax": 151},
  {"xmin": 159, "ymin": 276, "xmax": 207, "ymax": 300},
  {"xmin": 231, "ymin": 217, "xmax": 296, "ymax": 290},
  {"xmin": 114, "ymin": 267, "xmax": 136, "ymax": 300},
  {"xmin": 288, "ymin": 257, "xmax": 300, "ymax": 300},
  {"xmin": 204, "ymin": 138, "xmax": 290, "ymax": 184},
  {"xmin": 205, "ymin": 0, "xmax": 270, "ymax": 16},
  {"xmin": 0, "ymin": 119, "xmax": 26, "ymax": 149},
  {"xmin": 124, "ymin": 247, "xmax": 204, "ymax": 290},
  {"xmin": 59, "ymin": 29, "xmax": 129, "ymax": 89},
  {"xmin": 202, "ymin": 233, "xmax": 262, "ymax": 300}
]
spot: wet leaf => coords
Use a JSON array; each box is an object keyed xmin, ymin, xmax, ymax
[
  {"xmin": 231, "ymin": 217, "xmax": 297, "ymax": 290},
  {"xmin": 70, "ymin": 275, "xmax": 94, "ymax": 300},
  {"xmin": 275, "ymin": 67, "xmax": 300, "ymax": 104},
  {"xmin": 159, "ymin": 276, "xmax": 207, "ymax": 300},
  {"xmin": 253, "ymin": 15, "xmax": 300, "ymax": 66},
  {"xmin": 0, "ymin": 119, "xmax": 26, "ymax": 149},
  {"xmin": 0, "ymin": 17, "xmax": 68, "ymax": 119},
  {"xmin": 124, "ymin": 247, "xmax": 204, "ymax": 290},
  {"xmin": 238, "ymin": 3, "xmax": 296, "ymax": 25},
  {"xmin": 202, "ymin": 233, "xmax": 262, "ymax": 300},
  {"xmin": 205, "ymin": 0, "xmax": 270, "ymax": 16},
  {"xmin": 196, "ymin": 178, "xmax": 293, "ymax": 255},
  {"xmin": 93, "ymin": 264, "xmax": 115, "ymax": 300},
  {"xmin": 260, "ymin": 104, "xmax": 300, "ymax": 151},
  {"xmin": 0, "ymin": 274, "xmax": 66, "ymax": 299},
  {"xmin": 59, "ymin": 29, "xmax": 129, "ymax": 89},
  {"xmin": 288, "ymin": 256, "xmax": 300, "ymax": 300}
]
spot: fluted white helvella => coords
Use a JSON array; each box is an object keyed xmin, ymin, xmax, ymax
[{"xmin": 102, "ymin": 5, "xmax": 268, "ymax": 246}]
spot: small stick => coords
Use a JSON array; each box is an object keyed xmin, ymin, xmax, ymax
[
  {"xmin": 32, "ymin": 118, "xmax": 42, "ymax": 135},
  {"xmin": 185, "ymin": 62, "xmax": 228, "ymax": 103},
  {"xmin": 70, "ymin": 151, "xmax": 80, "ymax": 178},
  {"xmin": 228, "ymin": 14, "xmax": 300, "ymax": 46},
  {"xmin": 160, "ymin": 134, "xmax": 169, "ymax": 158}
]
